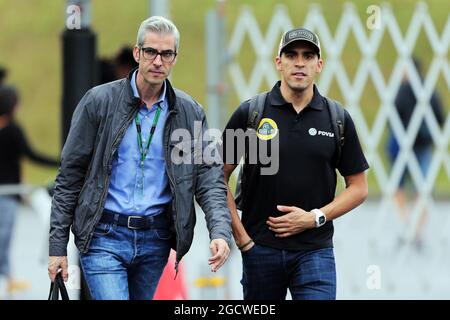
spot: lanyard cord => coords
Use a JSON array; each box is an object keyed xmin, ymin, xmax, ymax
[{"xmin": 135, "ymin": 102, "xmax": 162, "ymax": 167}]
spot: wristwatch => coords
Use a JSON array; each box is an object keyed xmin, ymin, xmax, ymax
[{"xmin": 311, "ymin": 209, "xmax": 327, "ymax": 228}]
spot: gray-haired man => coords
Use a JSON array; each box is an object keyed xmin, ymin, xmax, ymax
[{"xmin": 48, "ymin": 16, "xmax": 231, "ymax": 300}]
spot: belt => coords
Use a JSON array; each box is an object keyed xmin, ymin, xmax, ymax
[{"xmin": 100, "ymin": 209, "xmax": 171, "ymax": 230}]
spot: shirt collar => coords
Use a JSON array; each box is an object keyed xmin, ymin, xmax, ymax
[
  {"xmin": 130, "ymin": 70, "xmax": 167, "ymax": 109},
  {"xmin": 269, "ymin": 81, "xmax": 325, "ymax": 111}
]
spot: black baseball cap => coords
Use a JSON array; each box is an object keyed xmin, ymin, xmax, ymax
[{"xmin": 278, "ymin": 27, "xmax": 321, "ymax": 57}]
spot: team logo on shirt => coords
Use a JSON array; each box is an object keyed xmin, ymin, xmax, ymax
[
  {"xmin": 308, "ymin": 128, "xmax": 317, "ymax": 136},
  {"xmin": 256, "ymin": 118, "xmax": 278, "ymax": 140},
  {"xmin": 308, "ymin": 127, "xmax": 334, "ymax": 137}
]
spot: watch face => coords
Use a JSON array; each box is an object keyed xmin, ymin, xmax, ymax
[{"xmin": 319, "ymin": 216, "xmax": 326, "ymax": 225}]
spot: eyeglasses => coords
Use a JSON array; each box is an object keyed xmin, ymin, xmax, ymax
[{"xmin": 139, "ymin": 46, "xmax": 177, "ymax": 63}]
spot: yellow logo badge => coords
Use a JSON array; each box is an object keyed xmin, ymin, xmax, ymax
[{"xmin": 256, "ymin": 118, "xmax": 278, "ymax": 140}]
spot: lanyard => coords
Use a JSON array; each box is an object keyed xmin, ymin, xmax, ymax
[{"xmin": 135, "ymin": 103, "xmax": 162, "ymax": 170}]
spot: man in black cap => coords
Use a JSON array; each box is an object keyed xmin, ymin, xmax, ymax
[{"xmin": 222, "ymin": 27, "xmax": 369, "ymax": 299}]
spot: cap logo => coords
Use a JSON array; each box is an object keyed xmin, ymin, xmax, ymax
[{"xmin": 288, "ymin": 30, "xmax": 314, "ymax": 42}]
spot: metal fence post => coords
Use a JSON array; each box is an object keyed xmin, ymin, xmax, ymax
[
  {"xmin": 62, "ymin": 0, "xmax": 97, "ymax": 300},
  {"xmin": 62, "ymin": 0, "xmax": 96, "ymax": 146},
  {"xmin": 206, "ymin": 0, "xmax": 228, "ymax": 131},
  {"xmin": 149, "ymin": 0, "xmax": 169, "ymax": 17}
]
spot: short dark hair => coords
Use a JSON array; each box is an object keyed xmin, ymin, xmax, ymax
[
  {"xmin": 98, "ymin": 58, "xmax": 116, "ymax": 84},
  {"xmin": 115, "ymin": 46, "xmax": 138, "ymax": 69},
  {"xmin": 0, "ymin": 85, "xmax": 19, "ymax": 116}
]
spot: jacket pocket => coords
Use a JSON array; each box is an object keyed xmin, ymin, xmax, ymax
[
  {"xmin": 170, "ymin": 140, "xmax": 196, "ymax": 185},
  {"xmin": 77, "ymin": 179, "xmax": 93, "ymax": 205},
  {"xmin": 176, "ymin": 173, "xmax": 194, "ymax": 184},
  {"xmin": 169, "ymin": 139, "xmax": 200, "ymax": 165}
]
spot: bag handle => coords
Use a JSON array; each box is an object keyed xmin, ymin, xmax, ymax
[{"xmin": 48, "ymin": 272, "xmax": 70, "ymax": 300}]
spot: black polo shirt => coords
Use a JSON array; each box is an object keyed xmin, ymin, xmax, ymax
[{"xmin": 222, "ymin": 81, "xmax": 369, "ymax": 251}]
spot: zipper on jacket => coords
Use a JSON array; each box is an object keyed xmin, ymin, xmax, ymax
[
  {"xmin": 163, "ymin": 109, "xmax": 182, "ymax": 277},
  {"xmin": 166, "ymin": 149, "xmax": 180, "ymax": 279}
]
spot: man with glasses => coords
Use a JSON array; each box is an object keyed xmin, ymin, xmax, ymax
[{"xmin": 48, "ymin": 16, "xmax": 231, "ymax": 300}]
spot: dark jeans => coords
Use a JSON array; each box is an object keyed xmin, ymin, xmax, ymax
[
  {"xmin": 241, "ymin": 244, "xmax": 336, "ymax": 300},
  {"xmin": 80, "ymin": 215, "xmax": 171, "ymax": 300}
]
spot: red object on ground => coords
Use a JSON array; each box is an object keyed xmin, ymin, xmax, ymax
[{"xmin": 153, "ymin": 250, "xmax": 188, "ymax": 300}]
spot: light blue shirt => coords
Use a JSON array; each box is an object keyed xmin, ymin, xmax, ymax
[{"xmin": 104, "ymin": 70, "xmax": 172, "ymax": 216}]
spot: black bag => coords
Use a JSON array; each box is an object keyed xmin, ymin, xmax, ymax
[
  {"xmin": 234, "ymin": 92, "xmax": 268, "ymax": 210},
  {"xmin": 48, "ymin": 273, "xmax": 70, "ymax": 300},
  {"xmin": 234, "ymin": 93, "xmax": 346, "ymax": 210}
]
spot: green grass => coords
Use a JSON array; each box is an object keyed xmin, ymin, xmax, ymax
[{"xmin": 0, "ymin": 0, "xmax": 448, "ymax": 197}]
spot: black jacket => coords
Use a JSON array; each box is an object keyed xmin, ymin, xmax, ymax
[{"xmin": 0, "ymin": 122, "xmax": 58, "ymax": 185}]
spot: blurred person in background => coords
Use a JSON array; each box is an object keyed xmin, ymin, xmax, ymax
[
  {"xmin": 0, "ymin": 84, "xmax": 59, "ymax": 297},
  {"xmin": 386, "ymin": 57, "xmax": 445, "ymax": 249},
  {"xmin": 97, "ymin": 47, "xmax": 138, "ymax": 86},
  {"xmin": 114, "ymin": 46, "xmax": 139, "ymax": 79},
  {"xmin": 98, "ymin": 57, "xmax": 117, "ymax": 85},
  {"xmin": 48, "ymin": 16, "xmax": 231, "ymax": 300}
]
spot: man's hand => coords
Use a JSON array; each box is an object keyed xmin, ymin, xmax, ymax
[
  {"xmin": 208, "ymin": 239, "xmax": 230, "ymax": 272},
  {"xmin": 48, "ymin": 256, "xmax": 68, "ymax": 282},
  {"xmin": 266, "ymin": 205, "xmax": 315, "ymax": 238}
]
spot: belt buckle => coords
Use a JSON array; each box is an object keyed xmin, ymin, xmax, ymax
[{"xmin": 127, "ymin": 216, "xmax": 143, "ymax": 230}]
